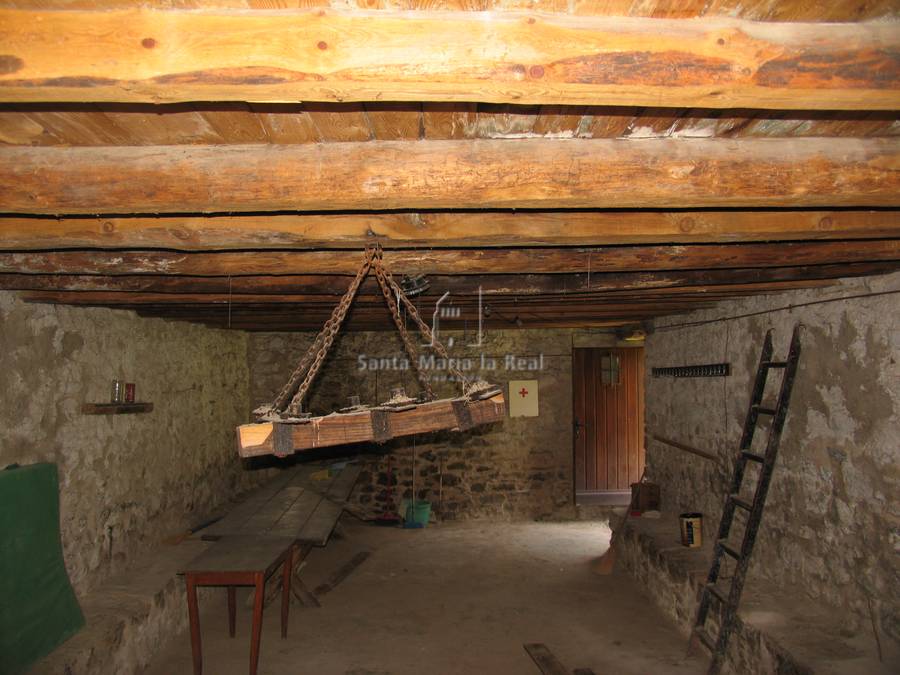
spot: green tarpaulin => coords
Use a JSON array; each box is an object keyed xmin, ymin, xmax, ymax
[{"xmin": 1, "ymin": 463, "xmax": 84, "ymax": 675}]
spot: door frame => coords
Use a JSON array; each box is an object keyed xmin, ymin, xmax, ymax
[{"xmin": 572, "ymin": 345, "xmax": 646, "ymax": 506}]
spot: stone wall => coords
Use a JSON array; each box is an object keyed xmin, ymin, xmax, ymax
[
  {"xmin": 0, "ymin": 291, "xmax": 264, "ymax": 597},
  {"xmin": 250, "ymin": 328, "xmax": 623, "ymax": 521},
  {"xmin": 643, "ymin": 271, "xmax": 900, "ymax": 646}
]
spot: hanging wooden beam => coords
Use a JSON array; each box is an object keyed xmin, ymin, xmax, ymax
[
  {"xmin": 0, "ymin": 9, "xmax": 898, "ymax": 109},
  {"xmin": 0, "ymin": 262, "xmax": 896, "ymax": 295},
  {"xmin": 0, "ymin": 138, "xmax": 898, "ymax": 214},
  {"xmin": 1, "ymin": 241, "xmax": 897, "ymax": 276},
  {"xmin": 2, "ymin": 210, "xmax": 898, "ymax": 250}
]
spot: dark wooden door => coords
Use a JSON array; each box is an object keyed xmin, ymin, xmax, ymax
[{"xmin": 573, "ymin": 347, "xmax": 645, "ymax": 504}]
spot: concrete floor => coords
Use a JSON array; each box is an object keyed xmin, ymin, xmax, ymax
[{"xmin": 145, "ymin": 519, "xmax": 704, "ymax": 675}]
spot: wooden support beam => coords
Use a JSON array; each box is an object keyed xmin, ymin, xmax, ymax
[
  {"xmin": 2, "ymin": 210, "xmax": 898, "ymax": 250},
  {"xmin": 0, "ymin": 138, "xmax": 897, "ymax": 214},
  {"xmin": 0, "ymin": 262, "xmax": 896, "ymax": 295},
  {"xmin": 17, "ymin": 280, "xmax": 833, "ymax": 306},
  {"xmin": 0, "ymin": 9, "xmax": 897, "ymax": 110},
  {"xmin": 1, "ymin": 241, "xmax": 897, "ymax": 276}
]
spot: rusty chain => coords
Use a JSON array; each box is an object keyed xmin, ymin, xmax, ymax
[
  {"xmin": 267, "ymin": 244, "xmax": 471, "ymax": 419},
  {"xmin": 379, "ymin": 262, "xmax": 469, "ymax": 393},
  {"xmin": 372, "ymin": 247, "xmax": 435, "ymax": 401},
  {"xmin": 266, "ymin": 247, "xmax": 373, "ymax": 416}
]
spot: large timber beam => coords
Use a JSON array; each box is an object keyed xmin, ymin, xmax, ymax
[
  {"xmin": 19, "ymin": 280, "xmax": 832, "ymax": 306},
  {"xmin": 1, "ymin": 138, "xmax": 898, "ymax": 214},
  {"xmin": 0, "ymin": 9, "xmax": 897, "ymax": 109},
  {"xmin": 2, "ymin": 210, "xmax": 899, "ymax": 250},
  {"xmin": 1, "ymin": 262, "xmax": 898, "ymax": 295},
  {"xmin": 1, "ymin": 241, "xmax": 897, "ymax": 276}
]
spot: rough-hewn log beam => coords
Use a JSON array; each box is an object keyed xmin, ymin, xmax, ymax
[
  {"xmin": 2, "ymin": 139, "xmax": 898, "ymax": 214},
  {"xmin": 1, "ymin": 241, "xmax": 896, "ymax": 276},
  {"xmin": 0, "ymin": 9, "xmax": 897, "ymax": 109},
  {"xmin": 0, "ymin": 262, "xmax": 896, "ymax": 295},
  {"xmin": 2, "ymin": 210, "xmax": 899, "ymax": 250},
  {"xmin": 18, "ymin": 279, "xmax": 834, "ymax": 309}
]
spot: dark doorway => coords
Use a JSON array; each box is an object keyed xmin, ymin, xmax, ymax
[{"xmin": 573, "ymin": 347, "xmax": 645, "ymax": 505}]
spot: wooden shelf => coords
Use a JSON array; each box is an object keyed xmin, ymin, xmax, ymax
[{"xmin": 82, "ymin": 402, "xmax": 153, "ymax": 415}]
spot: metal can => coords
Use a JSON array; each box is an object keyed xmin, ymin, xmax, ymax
[
  {"xmin": 110, "ymin": 379, "xmax": 123, "ymax": 403},
  {"xmin": 124, "ymin": 383, "xmax": 136, "ymax": 403}
]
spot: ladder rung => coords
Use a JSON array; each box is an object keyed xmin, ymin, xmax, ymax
[
  {"xmin": 763, "ymin": 360, "xmax": 788, "ymax": 368},
  {"xmin": 741, "ymin": 451, "xmax": 765, "ymax": 463},
  {"xmin": 753, "ymin": 405, "xmax": 777, "ymax": 415},
  {"xmin": 730, "ymin": 494, "xmax": 753, "ymax": 510},
  {"xmin": 706, "ymin": 583, "xmax": 729, "ymax": 604},
  {"xmin": 694, "ymin": 627, "xmax": 716, "ymax": 651},
  {"xmin": 718, "ymin": 539, "xmax": 742, "ymax": 559}
]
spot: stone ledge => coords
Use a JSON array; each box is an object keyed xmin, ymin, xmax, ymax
[
  {"xmin": 617, "ymin": 514, "xmax": 890, "ymax": 675},
  {"xmin": 30, "ymin": 540, "xmax": 210, "ymax": 675}
]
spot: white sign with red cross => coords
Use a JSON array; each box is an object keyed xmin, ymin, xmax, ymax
[{"xmin": 508, "ymin": 379, "xmax": 539, "ymax": 417}]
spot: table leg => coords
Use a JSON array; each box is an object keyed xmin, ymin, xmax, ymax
[
  {"xmin": 250, "ymin": 573, "xmax": 265, "ymax": 675},
  {"xmin": 281, "ymin": 549, "xmax": 292, "ymax": 638},
  {"xmin": 227, "ymin": 586, "xmax": 236, "ymax": 638},
  {"xmin": 185, "ymin": 575, "xmax": 203, "ymax": 675}
]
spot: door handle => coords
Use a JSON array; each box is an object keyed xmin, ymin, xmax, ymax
[{"xmin": 574, "ymin": 417, "xmax": 585, "ymax": 438}]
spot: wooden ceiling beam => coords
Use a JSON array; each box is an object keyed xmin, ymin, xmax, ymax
[
  {"xmin": 1, "ymin": 138, "xmax": 898, "ymax": 214},
  {"xmin": 18, "ymin": 280, "xmax": 833, "ymax": 306},
  {"xmin": 2, "ymin": 210, "xmax": 898, "ymax": 250},
  {"xmin": 1, "ymin": 241, "xmax": 897, "ymax": 276},
  {"xmin": 0, "ymin": 262, "xmax": 896, "ymax": 295},
  {"xmin": 1, "ymin": 9, "xmax": 897, "ymax": 110}
]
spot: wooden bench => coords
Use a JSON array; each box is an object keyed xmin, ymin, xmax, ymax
[{"xmin": 180, "ymin": 461, "xmax": 362, "ymax": 675}]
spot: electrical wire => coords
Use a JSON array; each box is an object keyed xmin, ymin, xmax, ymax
[{"xmin": 655, "ymin": 288, "xmax": 900, "ymax": 332}]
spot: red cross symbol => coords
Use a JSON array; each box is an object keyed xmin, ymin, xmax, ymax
[{"xmin": 518, "ymin": 387, "xmax": 529, "ymax": 398}]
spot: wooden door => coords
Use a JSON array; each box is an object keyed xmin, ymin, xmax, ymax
[{"xmin": 573, "ymin": 347, "xmax": 645, "ymax": 505}]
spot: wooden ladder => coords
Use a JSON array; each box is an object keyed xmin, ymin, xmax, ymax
[{"xmin": 691, "ymin": 326, "xmax": 802, "ymax": 674}]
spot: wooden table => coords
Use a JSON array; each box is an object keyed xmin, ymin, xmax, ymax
[
  {"xmin": 180, "ymin": 461, "xmax": 362, "ymax": 674},
  {"xmin": 182, "ymin": 535, "xmax": 295, "ymax": 675}
]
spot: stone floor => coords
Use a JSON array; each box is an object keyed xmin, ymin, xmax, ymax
[{"xmin": 144, "ymin": 519, "xmax": 705, "ymax": 675}]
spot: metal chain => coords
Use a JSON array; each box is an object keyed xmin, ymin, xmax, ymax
[
  {"xmin": 269, "ymin": 244, "xmax": 471, "ymax": 418},
  {"xmin": 269, "ymin": 248, "xmax": 373, "ymax": 416},
  {"xmin": 380, "ymin": 264, "xmax": 469, "ymax": 392},
  {"xmin": 372, "ymin": 248, "xmax": 434, "ymax": 401}
]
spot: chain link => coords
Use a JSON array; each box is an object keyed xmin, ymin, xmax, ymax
[
  {"xmin": 284, "ymin": 247, "xmax": 375, "ymax": 416},
  {"xmin": 372, "ymin": 248, "xmax": 434, "ymax": 401},
  {"xmin": 379, "ymin": 264, "xmax": 469, "ymax": 393},
  {"xmin": 268, "ymin": 244, "xmax": 470, "ymax": 419}
]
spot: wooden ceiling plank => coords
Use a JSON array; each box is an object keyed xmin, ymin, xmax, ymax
[
  {"xmin": 364, "ymin": 103, "xmax": 422, "ymax": 140},
  {"xmin": 2, "ymin": 137, "xmax": 897, "ymax": 213},
  {"xmin": 1, "ymin": 240, "xmax": 897, "ymax": 276},
  {"xmin": 303, "ymin": 103, "xmax": 372, "ymax": 142},
  {"xmin": 249, "ymin": 104, "xmax": 322, "ymax": 143},
  {"xmin": 2, "ymin": 9, "xmax": 899, "ymax": 109},
  {"xmin": 421, "ymin": 103, "xmax": 478, "ymax": 140},
  {"xmin": 2, "ymin": 210, "xmax": 898, "ymax": 250}
]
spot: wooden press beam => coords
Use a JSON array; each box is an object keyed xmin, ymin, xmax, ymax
[
  {"xmin": 1, "ymin": 241, "xmax": 897, "ymax": 276},
  {"xmin": 0, "ymin": 9, "xmax": 898, "ymax": 109},
  {"xmin": 1, "ymin": 210, "xmax": 898, "ymax": 250},
  {"xmin": 0, "ymin": 262, "xmax": 896, "ymax": 295},
  {"xmin": 0, "ymin": 138, "xmax": 898, "ymax": 214}
]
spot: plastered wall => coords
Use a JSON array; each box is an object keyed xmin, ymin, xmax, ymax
[
  {"xmin": 249, "ymin": 328, "xmax": 605, "ymax": 520},
  {"xmin": 0, "ymin": 291, "xmax": 263, "ymax": 597},
  {"xmin": 644, "ymin": 271, "xmax": 900, "ymax": 645}
]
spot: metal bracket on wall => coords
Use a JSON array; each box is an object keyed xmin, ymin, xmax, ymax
[{"xmin": 652, "ymin": 363, "xmax": 730, "ymax": 378}]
